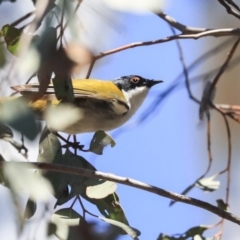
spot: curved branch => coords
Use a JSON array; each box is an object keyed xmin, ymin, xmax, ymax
[
  {"xmin": 95, "ymin": 28, "xmax": 240, "ymax": 60},
  {"xmin": 1, "ymin": 161, "xmax": 240, "ymax": 225}
]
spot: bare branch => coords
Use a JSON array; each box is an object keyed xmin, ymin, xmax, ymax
[
  {"xmin": 218, "ymin": 0, "xmax": 240, "ymax": 20},
  {"xmin": 156, "ymin": 12, "xmax": 208, "ymax": 33},
  {"xmin": 226, "ymin": 0, "xmax": 240, "ymax": 12},
  {"xmin": 10, "ymin": 11, "xmax": 35, "ymax": 27},
  {"xmin": 171, "ymin": 27, "xmax": 200, "ymax": 104},
  {"xmin": 1, "ymin": 161, "xmax": 240, "ymax": 225},
  {"xmin": 95, "ymin": 29, "xmax": 240, "ymax": 60},
  {"xmin": 208, "ymin": 37, "xmax": 240, "ymax": 100}
]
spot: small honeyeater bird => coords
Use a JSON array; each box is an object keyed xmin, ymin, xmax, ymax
[{"xmin": 3, "ymin": 75, "xmax": 163, "ymax": 134}]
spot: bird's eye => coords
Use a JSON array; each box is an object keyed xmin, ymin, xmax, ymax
[{"xmin": 130, "ymin": 77, "xmax": 140, "ymax": 83}]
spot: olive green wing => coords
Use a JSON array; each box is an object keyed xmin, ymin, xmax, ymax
[{"xmin": 11, "ymin": 79, "xmax": 129, "ymax": 115}]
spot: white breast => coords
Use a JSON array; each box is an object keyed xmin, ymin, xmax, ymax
[{"xmin": 122, "ymin": 86, "xmax": 149, "ymax": 120}]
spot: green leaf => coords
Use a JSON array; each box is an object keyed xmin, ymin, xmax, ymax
[
  {"xmin": 199, "ymin": 81, "xmax": 216, "ymax": 120},
  {"xmin": 52, "ymin": 76, "xmax": 74, "ymax": 102},
  {"xmin": 4, "ymin": 162, "xmax": 53, "ymax": 201},
  {"xmin": 82, "ymin": 192, "xmax": 130, "ymax": 227},
  {"xmin": 37, "ymin": 127, "xmax": 62, "ymax": 164},
  {"xmin": 157, "ymin": 233, "xmax": 175, "ymax": 240},
  {"xmin": 51, "ymin": 208, "xmax": 83, "ymax": 240},
  {"xmin": 37, "ymin": 128, "xmax": 71, "ymax": 205},
  {"xmin": 47, "ymin": 222, "xmax": 57, "ymax": 236},
  {"xmin": 216, "ymin": 199, "xmax": 229, "ymax": 211},
  {"xmin": 24, "ymin": 197, "xmax": 37, "ymax": 219},
  {"xmin": 0, "ymin": 98, "xmax": 41, "ymax": 140},
  {"xmin": 0, "ymin": 43, "xmax": 6, "ymax": 67},
  {"xmin": 185, "ymin": 226, "xmax": 207, "ymax": 238},
  {"xmin": 86, "ymin": 180, "xmax": 117, "ymax": 199},
  {"xmin": 194, "ymin": 235, "xmax": 205, "ymax": 240},
  {"xmin": 1, "ymin": 24, "xmax": 22, "ymax": 55},
  {"xmin": 89, "ymin": 130, "xmax": 116, "ymax": 155},
  {"xmin": 195, "ymin": 174, "xmax": 220, "ymax": 192},
  {"xmin": 100, "ymin": 217, "xmax": 140, "ymax": 239},
  {"xmin": 0, "ymin": 122, "xmax": 13, "ymax": 140}
]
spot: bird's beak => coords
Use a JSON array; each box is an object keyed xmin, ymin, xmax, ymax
[{"xmin": 146, "ymin": 79, "xmax": 163, "ymax": 88}]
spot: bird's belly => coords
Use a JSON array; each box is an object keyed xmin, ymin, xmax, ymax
[{"xmin": 50, "ymin": 108, "xmax": 129, "ymax": 134}]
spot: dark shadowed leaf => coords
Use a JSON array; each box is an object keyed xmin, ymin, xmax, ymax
[
  {"xmin": 52, "ymin": 76, "xmax": 74, "ymax": 102},
  {"xmin": 37, "ymin": 128, "xmax": 71, "ymax": 205},
  {"xmin": 158, "ymin": 226, "xmax": 207, "ymax": 240},
  {"xmin": 195, "ymin": 174, "xmax": 220, "ymax": 192},
  {"xmin": 0, "ymin": 122, "xmax": 13, "ymax": 140},
  {"xmin": 157, "ymin": 234, "xmax": 175, "ymax": 240},
  {"xmin": 185, "ymin": 226, "xmax": 207, "ymax": 238},
  {"xmin": 33, "ymin": 27, "xmax": 57, "ymax": 101},
  {"xmin": 0, "ymin": 43, "xmax": 6, "ymax": 67},
  {"xmin": 216, "ymin": 199, "xmax": 229, "ymax": 211},
  {"xmin": 100, "ymin": 217, "xmax": 140, "ymax": 239},
  {"xmin": 47, "ymin": 222, "xmax": 57, "ymax": 236},
  {"xmin": 56, "ymin": 149, "xmax": 101, "ymax": 203},
  {"xmin": 24, "ymin": 197, "xmax": 37, "ymax": 219},
  {"xmin": 37, "ymin": 127, "xmax": 62, "ymax": 164},
  {"xmin": 89, "ymin": 130, "xmax": 116, "ymax": 155},
  {"xmin": 82, "ymin": 192, "xmax": 135, "ymax": 235},
  {"xmin": 0, "ymin": 98, "xmax": 41, "ymax": 140},
  {"xmin": 199, "ymin": 81, "xmax": 213, "ymax": 120}
]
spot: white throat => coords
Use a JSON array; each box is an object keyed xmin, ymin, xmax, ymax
[{"xmin": 122, "ymin": 86, "xmax": 149, "ymax": 117}]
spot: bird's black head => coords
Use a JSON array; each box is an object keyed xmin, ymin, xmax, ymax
[{"xmin": 113, "ymin": 75, "xmax": 163, "ymax": 91}]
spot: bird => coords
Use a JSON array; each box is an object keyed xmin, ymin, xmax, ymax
[{"xmin": 9, "ymin": 75, "xmax": 163, "ymax": 134}]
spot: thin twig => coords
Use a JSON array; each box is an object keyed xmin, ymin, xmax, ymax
[
  {"xmin": 171, "ymin": 27, "xmax": 200, "ymax": 104},
  {"xmin": 156, "ymin": 12, "xmax": 208, "ymax": 33},
  {"xmin": 94, "ymin": 29, "xmax": 240, "ymax": 61},
  {"xmin": 10, "ymin": 11, "xmax": 35, "ymax": 27},
  {"xmin": 218, "ymin": 0, "xmax": 240, "ymax": 20},
  {"xmin": 227, "ymin": 0, "xmax": 240, "ymax": 11},
  {"xmin": 212, "ymin": 104, "xmax": 232, "ymax": 239},
  {"xmin": 77, "ymin": 196, "xmax": 98, "ymax": 218},
  {"xmin": 206, "ymin": 112, "xmax": 213, "ymax": 173},
  {"xmin": 208, "ymin": 37, "xmax": 240, "ymax": 100},
  {"xmin": 85, "ymin": 60, "xmax": 96, "ymax": 79}
]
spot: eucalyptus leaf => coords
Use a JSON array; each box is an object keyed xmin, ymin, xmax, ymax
[
  {"xmin": 0, "ymin": 122, "xmax": 13, "ymax": 140},
  {"xmin": 0, "ymin": 43, "xmax": 6, "ymax": 67},
  {"xmin": 185, "ymin": 226, "xmax": 207, "ymax": 238},
  {"xmin": 4, "ymin": 162, "xmax": 53, "ymax": 201},
  {"xmin": 216, "ymin": 199, "xmax": 229, "ymax": 211},
  {"xmin": 47, "ymin": 222, "xmax": 57, "ymax": 236},
  {"xmin": 89, "ymin": 130, "xmax": 116, "ymax": 155},
  {"xmin": 194, "ymin": 235, "xmax": 204, "ymax": 240},
  {"xmin": 52, "ymin": 76, "xmax": 74, "ymax": 102},
  {"xmin": 37, "ymin": 128, "xmax": 71, "ymax": 205},
  {"xmin": 100, "ymin": 217, "xmax": 140, "ymax": 239},
  {"xmin": 1, "ymin": 24, "xmax": 22, "ymax": 55},
  {"xmin": 1, "ymin": 98, "xmax": 41, "ymax": 140},
  {"xmin": 195, "ymin": 174, "xmax": 220, "ymax": 192},
  {"xmin": 199, "ymin": 81, "xmax": 215, "ymax": 120},
  {"xmin": 82, "ymin": 192, "xmax": 129, "ymax": 226},
  {"xmin": 51, "ymin": 208, "xmax": 83, "ymax": 240},
  {"xmin": 86, "ymin": 180, "xmax": 117, "ymax": 199},
  {"xmin": 37, "ymin": 127, "xmax": 62, "ymax": 164},
  {"xmin": 24, "ymin": 197, "xmax": 37, "ymax": 219}
]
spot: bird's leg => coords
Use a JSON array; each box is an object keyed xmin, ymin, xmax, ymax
[{"xmin": 54, "ymin": 133, "xmax": 89, "ymax": 152}]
